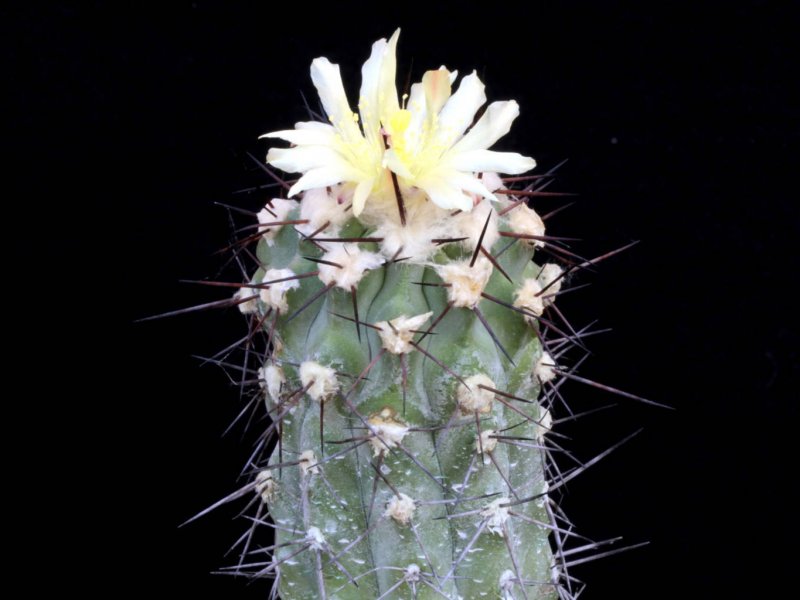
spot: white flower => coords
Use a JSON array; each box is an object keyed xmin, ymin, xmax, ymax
[{"xmin": 262, "ymin": 29, "xmax": 535, "ymax": 217}]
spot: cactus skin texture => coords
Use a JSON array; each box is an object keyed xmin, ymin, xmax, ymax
[
  {"xmin": 186, "ymin": 29, "xmax": 638, "ymax": 600},
  {"xmin": 248, "ymin": 210, "xmax": 558, "ymax": 599}
]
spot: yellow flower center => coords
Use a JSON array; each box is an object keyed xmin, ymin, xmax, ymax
[{"xmin": 388, "ymin": 108, "xmax": 412, "ymax": 161}]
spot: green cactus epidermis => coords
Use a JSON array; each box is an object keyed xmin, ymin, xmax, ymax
[{"xmin": 253, "ymin": 209, "xmax": 556, "ymax": 600}]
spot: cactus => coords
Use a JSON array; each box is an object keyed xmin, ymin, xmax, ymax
[{"xmin": 176, "ymin": 29, "xmax": 653, "ymax": 600}]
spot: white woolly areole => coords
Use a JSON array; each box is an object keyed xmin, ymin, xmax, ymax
[
  {"xmin": 513, "ymin": 278, "xmax": 545, "ymax": 322},
  {"xmin": 507, "ymin": 202, "xmax": 546, "ymax": 247},
  {"xmin": 364, "ymin": 183, "xmax": 505, "ymax": 263},
  {"xmin": 499, "ymin": 569, "xmax": 517, "ymax": 596},
  {"xmin": 535, "ymin": 351, "xmax": 557, "ymax": 383},
  {"xmin": 367, "ymin": 408, "xmax": 410, "ymax": 456},
  {"xmin": 476, "ymin": 429, "xmax": 498, "ymax": 459},
  {"xmin": 457, "ymin": 374, "xmax": 496, "ymax": 414},
  {"xmin": 537, "ymin": 263, "xmax": 564, "ymax": 306},
  {"xmin": 481, "ymin": 497, "xmax": 511, "ymax": 536},
  {"xmin": 299, "ymin": 361, "xmax": 339, "ymax": 402},
  {"xmin": 404, "ymin": 564, "xmax": 421, "ymax": 582},
  {"xmin": 257, "ymin": 364, "xmax": 285, "ymax": 407},
  {"xmin": 371, "ymin": 187, "xmax": 443, "ymax": 261},
  {"xmin": 376, "ymin": 312, "xmax": 433, "ymax": 354},
  {"xmin": 384, "ymin": 493, "xmax": 416, "ymax": 525},
  {"xmin": 374, "ymin": 219, "xmax": 435, "ymax": 262},
  {"xmin": 295, "ymin": 186, "xmax": 351, "ymax": 238},
  {"xmin": 257, "ymin": 198, "xmax": 295, "ymax": 245},
  {"xmin": 298, "ymin": 450, "xmax": 320, "ymax": 476},
  {"xmin": 305, "ymin": 526, "xmax": 326, "ymax": 551},
  {"xmin": 254, "ymin": 469, "xmax": 275, "ymax": 503},
  {"xmin": 453, "ymin": 198, "xmax": 499, "ymax": 252},
  {"xmin": 436, "ymin": 257, "xmax": 493, "ymax": 308},
  {"xmin": 537, "ymin": 406, "xmax": 553, "ymax": 441},
  {"xmin": 233, "ymin": 287, "xmax": 259, "ymax": 314},
  {"xmin": 260, "ymin": 268, "xmax": 299, "ymax": 313},
  {"xmin": 317, "ymin": 243, "xmax": 384, "ymax": 289}
]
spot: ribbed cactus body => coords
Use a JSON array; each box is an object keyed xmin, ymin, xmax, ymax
[{"xmin": 247, "ymin": 197, "xmax": 558, "ymax": 599}]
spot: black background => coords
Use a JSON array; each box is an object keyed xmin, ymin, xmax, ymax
[{"xmin": 11, "ymin": 2, "xmax": 798, "ymax": 597}]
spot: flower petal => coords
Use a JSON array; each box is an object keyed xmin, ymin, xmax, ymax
[
  {"xmin": 288, "ymin": 165, "xmax": 363, "ymax": 198},
  {"xmin": 260, "ymin": 124, "xmax": 336, "ymax": 146},
  {"xmin": 379, "ymin": 29, "xmax": 401, "ymax": 124},
  {"xmin": 359, "ymin": 39, "xmax": 388, "ymax": 138},
  {"xmin": 416, "ymin": 173, "xmax": 474, "ymax": 211},
  {"xmin": 449, "ymin": 149, "xmax": 536, "ymax": 174},
  {"xmin": 405, "ymin": 81, "xmax": 426, "ymax": 146},
  {"xmin": 450, "ymin": 100, "xmax": 521, "ymax": 154},
  {"xmin": 296, "ymin": 121, "xmax": 335, "ymax": 131},
  {"xmin": 423, "ymin": 68, "xmax": 452, "ymax": 116},
  {"xmin": 359, "ymin": 29, "xmax": 400, "ymax": 139},
  {"xmin": 267, "ymin": 145, "xmax": 345, "ymax": 173},
  {"xmin": 310, "ymin": 57, "xmax": 361, "ymax": 142},
  {"xmin": 352, "ymin": 177, "xmax": 374, "ymax": 216},
  {"xmin": 446, "ymin": 171, "xmax": 497, "ymax": 201},
  {"xmin": 436, "ymin": 71, "xmax": 486, "ymax": 147},
  {"xmin": 383, "ymin": 148, "xmax": 414, "ymax": 180}
]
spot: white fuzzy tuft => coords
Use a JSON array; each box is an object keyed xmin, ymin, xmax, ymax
[
  {"xmin": 375, "ymin": 312, "xmax": 433, "ymax": 354},
  {"xmin": 534, "ymin": 351, "xmax": 557, "ymax": 383},
  {"xmin": 457, "ymin": 374, "xmax": 496, "ymax": 414},
  {"xmin": 298, "ymin": 450, "xmax": 320, "ymax": 476},
  {"xmin": 375, "ymin": 219, "xmax": 437, "ymax": 262},
  {"xmin": 537, "ymin": 263, "xmax": 564, "ymax": 306},
  {"xmin": 476, "ymin": 429, "xmax": 498, "ymax": 461},
  {"xmin": 453, "ymin": 198, "xmax": 499, "ymax": 252},
  {"xmin": 317, "ymin": 243, "xmax": 384, "ymax": 289},
  {"xmin": 254, "ymin": 469, "xmax": 275, "ymax": 503},
  {"xmin": 506, "ymin": 202, "xmax": 545, "ymax": 247},
  {"xmin": 367, "ymin": 408, "xmax": 410, "ymax": 456},
  {"xmin": 499, "ymin": 569, "xmax": 517, "ymax": 597},
  {"xmin": 257, "ymin": 198, "xmax": 296, "ymax": 245},
  {"xmin": 299, "ymin": 361, "xmax": 339, "ymax": 402},
  {"xmin": 305, "ymin": 526, "xmax": 326, "ymax": 550},
  {"xmin": 513, "ymin": 278, "xmax": 545, "ymax": 322},
  {"xmin": 551, "ymin": 564, "xmax": 562, "ymax": 585},
  {"xmin": 295, "ymin": 186, "xmax": 351, "ymax": 238},
  {"xmin": 384, "ymin": 493, "xmax": 416, "ymax": 525},
  {"xmin": 404, "ymin": 564, "xmax": 421, "ymax": 582},
  {"xmin": 361, "ymin": 181, "xmax": 508, "ymax": 263},
  {"xmin": 436, "ymin": 257, "xmax": 493, "ymax": 308},
  {"xmin": 233, "ymin": 287, "xmax": 259, "ymax": 314},
  {"xmin": 481, "ymin": 497, "xmax": 511, "ymax": 536},
  {"xmin": 260, "ymin": 268, "xmax": 299, "ymax": 313},
  {"xmin": 372, "ymin": 188, "xmax": 444, "ymax": 261},
  {"xmin": 257, "ymin": 363, "xmax": 285, "ymax": 407}
]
